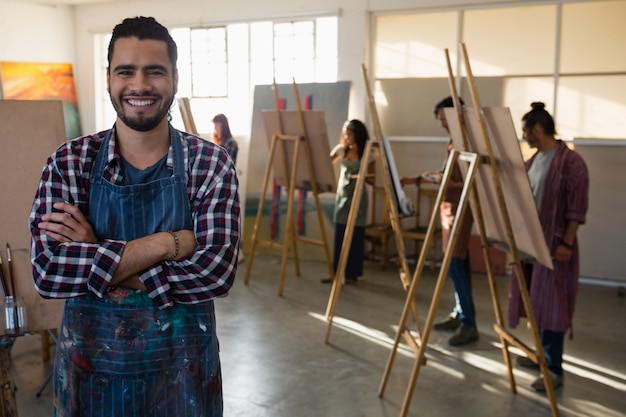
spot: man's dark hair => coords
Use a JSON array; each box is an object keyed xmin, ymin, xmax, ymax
[
  {"xmin": 433, "ymin": 96, "xmax": 465, "ymax": 116},
  {"xmin": 522, "ymin": 102, "xmax": 557, "ymax": 136},
  {"xmin": 107, "ymin": 16, "xmax": 178, "ymax": 75}
]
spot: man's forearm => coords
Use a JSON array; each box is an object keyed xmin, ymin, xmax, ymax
[
  {"xmin": 110, "ymin": 232, "xmax": 172, "ymax": 286},
  {"xmin": 561, "ymin": 220, "xmax": 580, "ymax": 246}
]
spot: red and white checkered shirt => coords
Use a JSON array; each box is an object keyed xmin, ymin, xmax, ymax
[{"xmin": 29, "ymin": 125, "xmax": 240, "ymax": 309}]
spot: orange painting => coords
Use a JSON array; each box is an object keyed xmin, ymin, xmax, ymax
[{"xmin": 0, "ymin": 61, "xmax": 82, "ymax": 139}]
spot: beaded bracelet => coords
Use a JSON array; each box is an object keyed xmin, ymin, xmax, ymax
[{"xmin": 167, "ymin": 230, "xmax": 179, "ymax": 260}]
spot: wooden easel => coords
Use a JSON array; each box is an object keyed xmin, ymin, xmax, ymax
[
  {"xmin": 178, "ymin": 97, "xmax": 199, "ymax": 135},
  {"xmin": 378, "ymin": 45, "xmax": 561, "ymax": 417},
  {"xmin": 324, "ymin": 65, "xmax": 421, "ymax": 348},
  {"xmin": 244, "ymin": 80, "xmax": 334, "ymax": 296},
  {"xmin": 0, "ymin": 347, "xmax": 18, "ymax": 416}
]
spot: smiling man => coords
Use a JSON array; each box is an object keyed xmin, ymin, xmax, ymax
[{"xmin": 29, "ymin": 16, "xmax": 239, "ymax": 416}]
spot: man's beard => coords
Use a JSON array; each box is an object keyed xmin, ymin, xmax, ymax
[{"xmin": 111, "ymin": 93, "xmax": 174, "ymax": 132}]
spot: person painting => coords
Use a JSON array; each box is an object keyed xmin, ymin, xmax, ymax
[
  {"xmin": 29, "ymin": 16, "xmax": 239, "ymax": 416},
  {"xmin": 212, "ymin": 113, "xmax": 239, "ymax": 164},
  {"xmin": 321, "ymin": 119, "xmax": 371, "ymax": 284},
  {"xmin": 509, "ymin": 102, "xmax": 589, "ymax": 392},
  {"xmin": 400, "ymin": 96, "xmax": 478, "ymax": 346}
]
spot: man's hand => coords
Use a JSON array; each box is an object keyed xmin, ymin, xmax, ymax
[
  {"xmin": 554, "ymin": 244, "xmax": 573, "ymax": 263},
  {"xmin": 39, "ymin": 201, "xmax": 98, "ymax": 243},
  {"xmin": 400, "ymin": 176, "xmax": 418, "ymax": 187}
]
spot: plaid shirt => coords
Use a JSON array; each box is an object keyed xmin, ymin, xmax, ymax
[{"xmin": 29, "ymin": 125, "xmax": 240, "ymax": 309}]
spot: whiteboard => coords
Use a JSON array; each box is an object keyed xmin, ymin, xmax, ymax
[{"xmin": 574, "ymin": 140, "xmax": 626, "ymax": 282}]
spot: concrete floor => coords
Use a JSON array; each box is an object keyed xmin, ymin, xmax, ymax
[{"xmin": 7, "ymin": 253, "xmax": 626, "ymax": 416}]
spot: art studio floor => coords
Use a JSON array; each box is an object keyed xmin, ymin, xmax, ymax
[{"xmin": 7, "ymin": 253, "xmax": 626, "ymax": 416}]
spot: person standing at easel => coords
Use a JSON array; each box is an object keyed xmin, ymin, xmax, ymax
[
  {"xmin": 321, "ymin": 119, "xmax": 371, "ymax": 284},
  {"xmin": 401, "ymin": 96, "xmax": 479, "ymax": 346},
  {"xmin": 510, "ymin": 102, "xmax": 589, "ymax": 392}
]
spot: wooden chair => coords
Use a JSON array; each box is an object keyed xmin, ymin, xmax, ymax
[
  {"xmin": 365, "ymin": 161, "xmax": 394, "ymax": 269},
  {"xmin": 364, "ymin": 183, "xmax": 395, "ymax": 270},
  {"xmin": 401, "ymin": 185, "xmax": 442, "ymax": 270}
]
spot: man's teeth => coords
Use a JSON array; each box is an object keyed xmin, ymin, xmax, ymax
[{"xmin": 128, "ymin": 99, "xmax": 154, "ymax": 106}]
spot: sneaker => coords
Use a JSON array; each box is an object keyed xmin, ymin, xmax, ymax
[
  {"xmin": 516, "ymin": 356, "xmax": 539, "ymax": 369},
  {"xmin": 433, "ymin": 315, "xmax": 461, "ymax": 331},
  {"xmin": 448, "ymin": 325, "xmax": 479, "ymax": 346},
  {"xmin": 531, "ymin": 372, "xmax": 564, "ymax": 392}
]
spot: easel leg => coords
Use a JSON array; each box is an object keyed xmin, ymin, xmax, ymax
[
  {"xmin": 244, "ymin": 135, "xmax": 279, "ymax": 286},
  {"xmin": 0, "ymin": 347, "xmax": 18, "ymax": 417},
  {"xmin": 457, "ymin": 42, "xmax": 560, "ymax": 417},
  {"xmin": 398, "ymin": 252, "xmax": 452, "ymax": 417}
]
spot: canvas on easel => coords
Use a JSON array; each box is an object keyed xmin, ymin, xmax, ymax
[
  {"xmin": 445, "ymin": 106, "xmax": 552, "ymax": 268},
  {"xmin": 244, "ymin": 81, "xmax": 334, "ymax": 296},
  {"xmin": 451, "ymin": 46, "xmax": 560, "ymax": 416},
  {"xmin": 378, "ymin": 45, "xmax": 561, "ymax": 417},
  {"xmin": 261, "ymin": 110, "xmax": 336, "ymax": 193}
]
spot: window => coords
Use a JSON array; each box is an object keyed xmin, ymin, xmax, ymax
[
  {"xmin": 94, "ymin": 16, "xmax": 338, "ymax": 134},
  {"xmin": 94, "ymin": 33, "xmax": 115, "ymax": 130},
  {"xmin": 375, "ymin": 11, "xmax": 458, "ymax": 78},
  {"xmin": 190, "ymin": 27, "xmax": 228, "ymax": 97},
  {"xmin": 274, "ymin": 21, "xmax": 315, "ymax": 83},
  {"xmin": 373, "ymin": 1, "xmax": 626, "ymax": 140}
]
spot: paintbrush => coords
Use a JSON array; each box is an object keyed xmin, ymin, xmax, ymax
[
  {"xmin": 5, "ymin": 244, "xmax": 14, "ymax": 298},
  {"xmin": 0, "ymin": 254, "xmax": 7, "ymax": 298},
  {"xmin": 5, "ymin": 244, "xmax": 20, "ymax": 333}
]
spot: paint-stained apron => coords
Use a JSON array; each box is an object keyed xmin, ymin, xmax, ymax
[{"xmin": 54, "ymin": 127, "xmax": 223, "ymax": 417}]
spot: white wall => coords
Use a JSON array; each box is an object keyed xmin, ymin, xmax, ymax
[
  {"xmin": 0, "ymin": 0, "xmax": 571, "ymax": 134},
  {"xmin": 0, "ymin": 2, "xmax": 75, "ymax": 69}
]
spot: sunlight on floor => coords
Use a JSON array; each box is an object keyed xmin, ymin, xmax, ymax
[
  {"xmin": 311, "ymin": 311, "xmax": 626, "ymax": 396},
  {"xmin": 495, "ymin": 342, "xmax": 626, "ymax": 392}
]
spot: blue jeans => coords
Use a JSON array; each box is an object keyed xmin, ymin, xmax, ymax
[
  {"xmin": 540, "ymin": 329, "xmax": 565, "ymax": 376},
  {"xmin": 448, "ymin": 256, "xmax": 476, "ymax": 329}
]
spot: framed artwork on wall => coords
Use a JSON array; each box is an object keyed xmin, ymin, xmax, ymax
[{"xmin": 0, "ymin": 61, "xmax": 82, "ymax": 139}]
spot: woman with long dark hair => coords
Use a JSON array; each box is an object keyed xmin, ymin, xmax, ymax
[{"xmin": 322, "ymin": 119, "xmax": 370, "ymax": 284}]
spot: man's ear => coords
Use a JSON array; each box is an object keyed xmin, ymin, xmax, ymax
[
  {"xmin": 532, "ymin": 124, "xmax": 542, "ymax": 137},
  {"xmin": 106, "ymin": 68, "xmax": 110, "ymax": 93},
  {"xmin": 173, "ymin": 71, "xmax": 179, "ymax": 95}
]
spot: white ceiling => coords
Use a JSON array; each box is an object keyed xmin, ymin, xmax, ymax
[{"xmin": 7, "ymin": 0, "xmax": 114, "ymax": 5}]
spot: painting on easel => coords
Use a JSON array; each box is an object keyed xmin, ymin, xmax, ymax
[
  {"xmin": 261, "ymin": 110, "xmax": 336, "ymax": 193},
  {"xmin": 0, "ymin": 61, "xmax": 82, "ymax": 139},
  {"xmin": 380, "ymin": 134, "xmax": 414, "ymax": 216}
]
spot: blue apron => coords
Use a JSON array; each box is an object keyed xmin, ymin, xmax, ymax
[{"xmin": 54, "ymin": 127, "xmax": 223, "ymax": 417}]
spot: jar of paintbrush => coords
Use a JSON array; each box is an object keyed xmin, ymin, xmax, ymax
[{"xmin": 0, "ymin": 243, "xmax": 27, "ymax": 335}]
